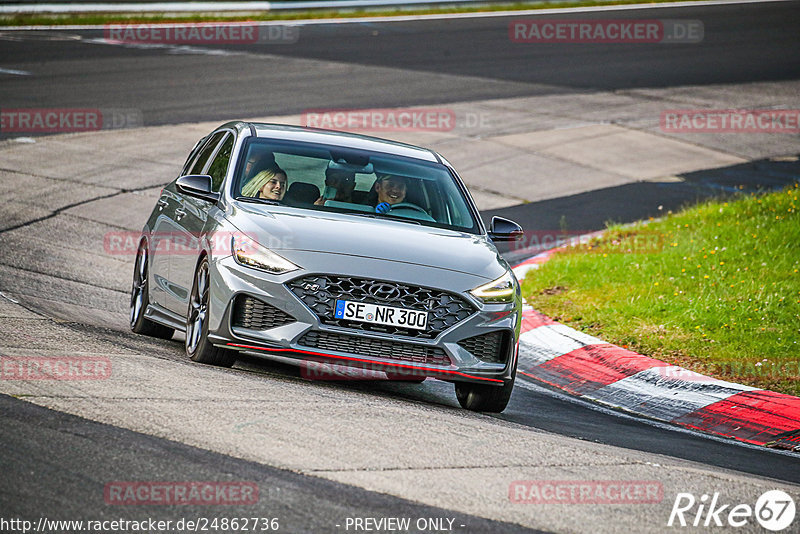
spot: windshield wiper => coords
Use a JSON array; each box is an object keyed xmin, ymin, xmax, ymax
[
  {"xmin": 389, "ymin": 216, "xmax": 421, "ymax": 225},
  {"xmin": 235, "ymin": 196, "xmax": 282, "ymax": 205},
  {"xmin": 357, "ymin": 212, "xmax": 421, "ymax": 225}
]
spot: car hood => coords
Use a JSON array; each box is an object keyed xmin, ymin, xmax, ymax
[{"xmin": 227, "ymin": 204, "xmax": 507, "ymax": 280}]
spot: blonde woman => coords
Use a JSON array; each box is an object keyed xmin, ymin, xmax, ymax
[{"xmin": 241, "ymin": 167, "xmax": 287, "ymax": 201}]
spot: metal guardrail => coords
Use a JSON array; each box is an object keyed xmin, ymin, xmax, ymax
[{"xmin": 0, "ymin": 0, "xmax": 514, "ymax": 15}]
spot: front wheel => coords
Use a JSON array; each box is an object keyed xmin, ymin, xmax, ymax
[
  {"xmin": 186, "ymin": 257, "xmax": 236, "ymax": 367},
  {"xmin": 454, "ymin": 368, "xmax": 516, "ymax": 413}
]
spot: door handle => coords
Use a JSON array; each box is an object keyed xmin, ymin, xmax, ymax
[
  {"xmin": 157, "ymin": 198, "xmax": 169, "ymax": 210},
  {"xmin": 175, "ymin": 208, "xmax": 186, "ymax": 221}
]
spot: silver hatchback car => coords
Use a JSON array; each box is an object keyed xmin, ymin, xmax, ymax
[{"xmin": 131, "ymin": 122, "xmax": 523, "ymax": 412}]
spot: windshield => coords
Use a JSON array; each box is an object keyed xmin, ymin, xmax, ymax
[{"xmin": 232, "ymin": 138, "xmax": 480, "ymax": 233}]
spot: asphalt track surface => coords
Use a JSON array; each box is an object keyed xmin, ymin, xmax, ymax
[
  {"xmin": 0, "ymin": 394, "xmax": 537, "ymax": 533},
  {"xmin": 1, "ymin": 1, "xmax": 799, "ymax": 127},
  {"xmin": 1, "ymin": 1, "xmax": 800, "ymax": 532}
]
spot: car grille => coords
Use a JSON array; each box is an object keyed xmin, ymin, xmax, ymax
[
  {"xmin": 298, "ymin": 331, "xmax": 451, "ymax": 366},
  {"xmin": 457, "ymin": 331, "xmax": 510, "ymax": 364},
  {"xmin": 231, "ymin": 295, "xmax": 295, "ymax": 330},
  {"xmin": 286, "ymin": 275, "xmax": 476, "ymax": 339}
]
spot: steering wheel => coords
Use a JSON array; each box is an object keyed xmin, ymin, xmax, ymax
[{"xmin": 389, "ymin": 202, "xmax": 427, "ymax": 214}]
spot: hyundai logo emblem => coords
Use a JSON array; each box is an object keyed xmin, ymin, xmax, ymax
[{"xmin": 368, "ymin": 283, "xmax": 401, "ymax": 301}]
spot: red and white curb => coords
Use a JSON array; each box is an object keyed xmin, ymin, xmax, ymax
[{"xmin": 512, "ymin": 254, "xmax": 800, "ymax": 452}]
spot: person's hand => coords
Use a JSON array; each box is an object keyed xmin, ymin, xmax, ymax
[{"xmin": 375, "ymin": 202, "xmax": 391, "ymax": 214}]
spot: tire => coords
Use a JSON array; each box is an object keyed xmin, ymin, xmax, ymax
[
  {"xmin": 185, "ymin": 257, "xmax": 236, "ymax": 367},
  {"xmin": 130, "ymin": 241, "xmax": 175, "ymax": 340},
  {"xmin": 454, "ymin": 366, "xmax": 516, "ymax": 413}
]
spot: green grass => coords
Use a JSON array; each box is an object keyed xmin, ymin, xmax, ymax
[
  {"xmin": 521, "ymin": 185, "xmax": 800, "ymax": 396},
  {"xmin": 1, "ymin": 0, "xmax": 708, "ymax": 27}
]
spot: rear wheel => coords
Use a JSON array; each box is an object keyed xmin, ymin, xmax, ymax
[
  {"xmin": 186, "ymin": 257, "xmax": 236, "ymax": 367},
  {"xmin": 454, "ymin": 367, "xmax": 516, "ymax": 413},
  {"xmin": 130, "ymin": 242, "xmax": 175, "ymax": 340}
]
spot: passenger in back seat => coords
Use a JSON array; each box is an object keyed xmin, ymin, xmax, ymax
[{"xmin": 315, "ymin": 167, "xmax": 356, "ymax": 205}]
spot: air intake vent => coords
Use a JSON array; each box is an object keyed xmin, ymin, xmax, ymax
[
  {"xmin": 232, "ymin": 295, "xmax": 295, "ymax": 330},
  {"xmin": 298, "ymin": 331, "xmax": 451, "ymax": 366},
  {"xmin": 457, "ymin": 331, "xmax": 510, "ymax": 364}
]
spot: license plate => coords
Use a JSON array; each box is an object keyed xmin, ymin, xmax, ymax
[{"xmin": 334, "ymin": 299, "xmax": 428, "ymax": 330}]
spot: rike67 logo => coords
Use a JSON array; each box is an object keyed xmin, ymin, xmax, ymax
[{"xmin": 668, "ymin": 490, "xmax": 796, "ymax": 531}]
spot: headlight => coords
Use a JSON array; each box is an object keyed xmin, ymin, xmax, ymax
[
  {"xmin": 470, "ymin": 270, "xmax": 516, "ymax": 303},
  {"xmin": 232, "ymin": 234, "xmax": 299, "ymax": 274}
]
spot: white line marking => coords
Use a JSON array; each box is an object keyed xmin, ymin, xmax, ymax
[
  {"xmin": 0, "ymin": 67, "xmax": 31, "ymax": 75},
  {"xmin": 0, "ymin": 291, "xmax": 20, "ymax": 304},
  {"xmin": 83, "ymin": 37, "xmax": 246, "ymax": 57}
]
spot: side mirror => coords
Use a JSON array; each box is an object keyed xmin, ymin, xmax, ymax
[
  {"xmin": 176, "ymin": 175, "xmax": 220, "ymax": 203},
  {"xmin": 488, "ymin": 216, "xmax": 523, "ymax": 242}
]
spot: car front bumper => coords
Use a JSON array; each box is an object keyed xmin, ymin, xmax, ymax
[{"xmin": 205, "ymin": 254, "xmax": 521, "ymax": 385}]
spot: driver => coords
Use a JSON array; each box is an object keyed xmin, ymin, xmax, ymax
[{"xmin": 373, "ymin": 174, "xmax": 407, "ymax": 212}]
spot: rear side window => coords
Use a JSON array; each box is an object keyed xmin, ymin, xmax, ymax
[
  {"xmin": 206, "ymin": 133, "xmax": 234, "ymax": 192},
  {"xmin": 188, "ymin": 131, "xmax": 226, "ymax": 175}
]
